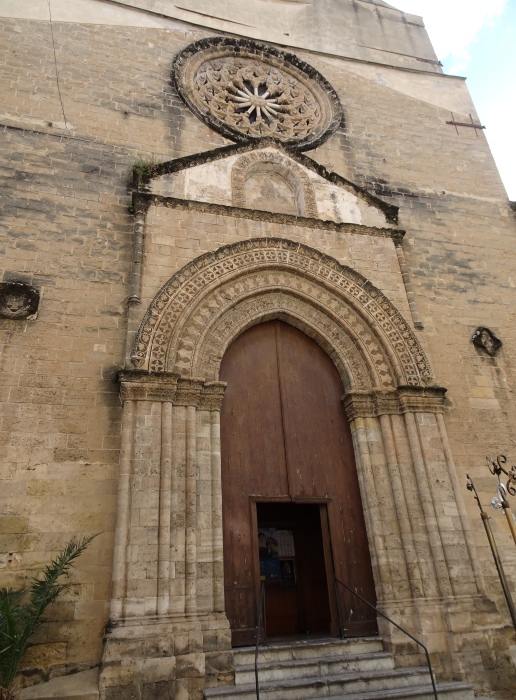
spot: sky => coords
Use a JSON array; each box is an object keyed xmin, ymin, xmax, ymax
[{"xmin": 391, "ymin": 0, "xmax": 516, "ymax": 200}]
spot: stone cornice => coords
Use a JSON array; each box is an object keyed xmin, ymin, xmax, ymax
[{"xmin": 132, "ymin": 192, "xmax": 404, "ymax": 242}]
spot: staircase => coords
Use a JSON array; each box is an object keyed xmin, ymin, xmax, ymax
[{"xmin": 204, "ymin": 637, "xmax": 477, "ymax": 700}]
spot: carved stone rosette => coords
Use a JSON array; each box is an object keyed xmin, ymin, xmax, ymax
[
  {"xmin": 0, "ymin": 282, "xmax": 40, "ymax": 320},
  {"xmin": 173, "ymin": 37, "xmax": 343, "ymax": 150}
]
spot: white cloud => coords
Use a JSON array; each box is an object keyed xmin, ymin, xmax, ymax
[
  {"xmin": 392, "ymin": 0, "xmax": 507, "ymax": 72},
  {"xmin": 481, "ymin": 94, "xmax": 516, "ymax": 200}
]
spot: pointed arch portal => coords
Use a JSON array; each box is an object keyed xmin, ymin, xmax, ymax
[{"xmin": 108, "ymin": 236, "xmax": 485, "ymax": 685}]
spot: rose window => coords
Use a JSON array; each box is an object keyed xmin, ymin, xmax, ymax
[{"xmin": 174, "ymin": 38, "xmax": 342, "ymax": 150}]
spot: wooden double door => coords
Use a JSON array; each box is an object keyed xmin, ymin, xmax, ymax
[{"xmin": 220, "ymin": 321, "xmax": 376, "ymax": 646}]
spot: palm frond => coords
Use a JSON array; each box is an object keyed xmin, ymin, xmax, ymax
[{"xmin": 0, "ymin": 535, "xmax": 96, "ymax": 693}]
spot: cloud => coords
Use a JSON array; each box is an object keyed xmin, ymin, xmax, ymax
[
  {"xmin": 481, "ymin": 93, "xmax": 516, "ymax": 199},
  {"xmin": 392, "ymin": 0, "xmax": 507, "ymax": 72}
]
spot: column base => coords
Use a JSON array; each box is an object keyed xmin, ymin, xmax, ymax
[
  {"xmin": 379, "ymin": 594, "xmax": 516, "ymax": 698},
  {"xmin": 99, "ymin": 613, "xmax": 233, "ymax": 700}
]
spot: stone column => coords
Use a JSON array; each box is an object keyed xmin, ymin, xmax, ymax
[
  {"xmin": 343, "ymin": 386, "xmax": 490, "ymax": 678},
  {"xmin": 101, "ymin": 371, "xmax": 232, "ymax": 700}
]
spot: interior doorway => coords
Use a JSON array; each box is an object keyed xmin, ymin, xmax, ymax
[
  {"xmin": 257, "ymin": 502, "xmax": 331, "ymax": 638},
  {"xmin": 220, "ymin": 320, "xmax": 377, "ymax": 646}
]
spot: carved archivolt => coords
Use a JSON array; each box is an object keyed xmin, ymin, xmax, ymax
[
  {"xmin": 173, "ymin": 38, "xmax": 342, "ymax": 151},
  {"xmin": 131, "ymin": 239, "xmax": 433, "ymax": 390},
  {"xmin": 231, "ymin": 150, "xmax": 318, "ymax": 217}
]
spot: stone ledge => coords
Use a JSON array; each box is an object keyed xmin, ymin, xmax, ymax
[{"xmin": 20, "ymin": 669, "xmax": 99, "ymax": 700}]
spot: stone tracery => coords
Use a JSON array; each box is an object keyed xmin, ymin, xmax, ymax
[
  {"xmin": 173, "ymin": 37, "xmax": 343, "ymax": 150},
  {"xmin": 194, "ymin": 58, "xmax": 321, "ymax": 141}
]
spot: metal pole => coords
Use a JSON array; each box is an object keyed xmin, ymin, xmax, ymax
[
  {"xmin": 487, "ymin": 455, "xmax": 516, "ymax": 547},
  {"xmin": 499, "ymin": 495, "xmax": 516, "ymax": 548},
  {"xmin": 334, "ymin": 579, "xmax": 345, "ymax": 638},
  {"xmin": 480, "ymin": 512, "xmax": 516, "ymax": 632},
  {"xmin": 467, "ymin": 475, "xmax": 516, "ymax": 634}
]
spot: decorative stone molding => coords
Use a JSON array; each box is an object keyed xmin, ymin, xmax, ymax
[
  {"xmin": 0, "ymin": 281, "xmax": 40, "ymax": 320},
  {"xmin": 198, "ymin": 381, "xmax": 227, "ymax": 411},
  {"xmin": 197, "ymin": 290, "xmax": 375, "ymax": 392},
  {"xmin": 173, "ymin": 37, "xmax": 342, "ymax": 151},
  {"xmin": 134, "ymin": 191, "xmax": 401, "ymax": 239},
  {"xmin": 231, "ymin": 150, "xmax": 318, "ymax": 217},
  {"xmin": 131, "ymin": 238, "xmax": 433, "ymax": 389},
  {"xmin": 397, "ymin": 385, "xmax": 447, "ymax": 413},
  {"xmin": 118, "ymin": 370, "xmax": 226, "ymax": 408},
  {"xmin": 343, "ymin": 386, "xmax": 447, "ymax": 420},
  {"xmin": 137, "ymin": 139, "xmax": 399, "ymax": 224},
  {"xmin": 118, "ymin": 370, "xmax": 178, "ymax": 402}
]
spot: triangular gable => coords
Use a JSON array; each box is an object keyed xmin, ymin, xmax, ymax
[{"xmin": 141, "ymin": 140, "xmax": 398, "ymax": 228}]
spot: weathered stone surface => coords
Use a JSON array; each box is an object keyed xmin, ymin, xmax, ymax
[{"xmin": 0, "ymin": 3, "xmax": 515, "ymax": 700}]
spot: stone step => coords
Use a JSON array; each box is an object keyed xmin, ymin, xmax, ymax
[
  {"xmin": 235, "ymin": 651, "xmax": 395, "ymax": 684},
  {"xmin": 19, "ymin": 669, "xmax": 99, "ymax": 700},
  {"xmin": 233, "ymin": 637, "xmax": 384, "ymax": 666},
  {"xmin": 205, "ymin": 667, "xmax": 438, "ymax": 700},
  {"xmin": 206, "ymin": 677, "xmax": 474, "ymax": 700},
  {"xmin": 327, "ymin": 682, "xmax": 475, "ymax": 700}
]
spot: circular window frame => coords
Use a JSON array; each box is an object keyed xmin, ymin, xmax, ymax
[{"xmin": 173, "ymin": 37, "xmax": 343, "ymax": 151}]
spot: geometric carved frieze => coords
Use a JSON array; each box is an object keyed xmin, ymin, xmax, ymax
[
  {"xmin": 173, "ymin": 37, "xmax": 343, "ymax": 151},
  {"xmin": 118, "ymin": 370, "xmax": 226, "ymax": 409},
  {"xmin": 131, "ymin": 238, "xmax": 433, "ymax": 390},
  {"xmin": 193, "ymin": 289, "xmax": 376, "ymax": 392}
]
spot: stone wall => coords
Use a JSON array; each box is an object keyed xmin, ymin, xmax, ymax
[{"xmin": 0, "ymin": 8, "xmax": 515, "ymax": 698}]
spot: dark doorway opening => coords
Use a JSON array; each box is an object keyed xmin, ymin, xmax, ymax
[{"xmin": 257, "ymin": 502, "xmax": 331, "ymax": 638}]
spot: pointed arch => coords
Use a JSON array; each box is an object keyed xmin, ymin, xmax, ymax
[
  {"xmin": 231, "ymin": 150, "xmax": 318, "ymax": 217},
  {"xmin": 131, "ymin": 238, "xmax": 433, "ymax": 390}
]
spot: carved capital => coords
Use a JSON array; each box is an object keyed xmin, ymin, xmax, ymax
[
  {"xmin": 390, "ymin": 230, "xmax": 405, "ymax": 247},
  {"xmin": 343, "ymin": 386, "xmax": 447, "ymax": 419},
  {"xmin": 397, "ymin": 385, "xmax": 447, "ymax": 414},
  {"xmin": 133, "ymin": 193, "xmax": 151, "ymax": 217},
  {"xmin": 198, "ymin": 381, "xmax": 227, "ymax": 411},
  {"xmin": 118, "ymin": 370, "xmax": 178, "ymax": 402},
  {"xmin": 342, "ymin": 392, "xmax": 377, "ymax": 421},
  {"xmin": 174, "ymin": 378, "xmax": 205, "ymax": 407}
]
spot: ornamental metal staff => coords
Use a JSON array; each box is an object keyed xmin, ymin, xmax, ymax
[
  {"xmin": 487, "ymin": 454, "xmax": 516, "ymax": 547},
  {"xmin": 466, "ymin": 475, "xmax": 516, "ymax": 633}
]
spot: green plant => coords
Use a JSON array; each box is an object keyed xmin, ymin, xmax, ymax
[
  {"xmin": 131, "ymin": 156, "xmax": 157, "ymax": 184},
  {"xmin": 0, "ymin": 535, "xmax": 96, "ymax": 700}
]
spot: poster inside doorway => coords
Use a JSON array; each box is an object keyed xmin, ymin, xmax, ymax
[{"xmin": 258, "ymin": 527, "xmax": 296, "ymax": 584}]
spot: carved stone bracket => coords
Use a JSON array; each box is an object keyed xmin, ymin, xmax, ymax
[{"xmin": 472, "ymin": 326, "xmax": 502, "ymax": 357}]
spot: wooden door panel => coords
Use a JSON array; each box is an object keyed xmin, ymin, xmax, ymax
[
  {"xmin": 275, "ymin": 322, "xmax": 376, "ymax": 628},
  {"xmin": 220, "ymin": 323, "xmax": 289, "ymax": 641},
  {"xmin": 220, "ymin": 323, "xmax": 288, "ymax": 497},
  {"xmin": 220, "ymin": 321, "xmax": 377, "ymax": 642}
]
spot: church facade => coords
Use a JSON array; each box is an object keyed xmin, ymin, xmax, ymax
[{"xmin": 1, "ymin": 1, "xmax": 516, "ymax": 699}]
